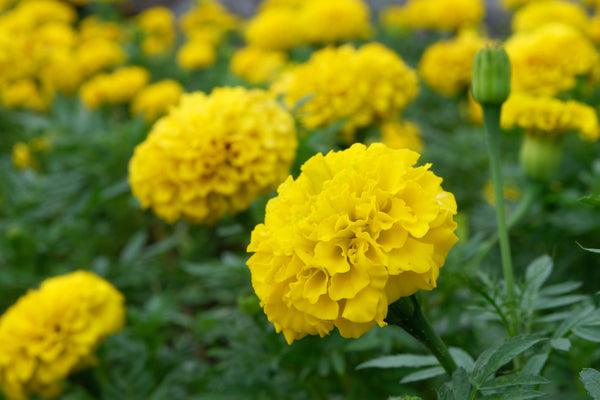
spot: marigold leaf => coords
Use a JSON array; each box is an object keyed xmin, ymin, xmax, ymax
[
  {"xmin": 451, "ymin": 367, "xmax": 471, "ymax": 399},
  {"xmin": 581, "ymin": 368, "xmax": 600, "ymax": 399},
  {"xmin": 483, "ymin": 389, "xmax": 545, "ymax": 400},
  {"xmin": 400, "ymin": 366, "xmax": 445, "ymax": 383},
  {"xmin": 573, "ymin": 326, "xmax": 600, "ymax": 343},
  {"xmin": 356, "ymin": 354, "xmax": 438, "ymax": 370},
  {"xmin": 479, "ymin": 373, "xmax": 549, "ymax": 389}
]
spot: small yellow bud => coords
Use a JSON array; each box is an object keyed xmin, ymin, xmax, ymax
[
  {"xmin": 471, "ymin": 45, "xmax": 511, "ymax": 106},
  {"xmin": 519, "ymin": 133, "xmax": 563, "ymax": 182}
]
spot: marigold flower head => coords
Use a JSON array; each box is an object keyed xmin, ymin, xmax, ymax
[
  {"xmin": 501, "ymin": 93, "xmax": 600, "ymax": 141},
  {"xmin": 130, "ymin": 79, "xmax": 184, "ymax": 121},
  {"xmin": 79, "ymin": 16, "xmax": 125, "ymax": 42},
  {"xmin": 176, "ymin": 39, "xmax": 217, "ymax": 70},
  {"xmin": 0, "ymin": 271, "xmax": 125, "ymax": 400},
  {"xmin": 244, "ymin": 7, "xmax": 302, "ymax": 51},
  {"xmin": 511, "ymin": 0, "xmax": 590, "ymax": 33},
  {"xmin": 137, "ymin": 6, "xmax": 176, "ymax": 56},
  {"xmin": 380, "ymin": 120, "xmax": 424, "ymax": 153},
  {"xmin": 1, "ymin": 78, "xmax": 50, "ymax": 112},
  {"xmin": 79, "ymin": 66, "xmax": 149, "ymax": 109},
  {"xmin": 230, "ymin": 46, "xmax": 287, "ymax": 84},
  {"xmin": 75, "ymin": 38, "xmax": 126, "ymax": 78},
  {"xmin": 419, "ymin": 30, "xmax": 488, "ymax": 96},
  {"xmin": 274, "ymin": 43, "xmax": 418, "ymax": 142},
  {"xmin": 11, "ymin": 142, "xmax": 35, "ymax": 169},
  {"xmin": 128, "ymin": 87, "xmax": 298, "ymax": 224},
  {"xmin": 247, "ymin": 143, "xmax": 458, "ymax": 344},
  {"xmin": 298, "ymin": 0, "xmax": 372, "ymax": 44},
  {"xmin": 381, "ymin": 0, "xmax": 485, "ymax": 32},
  {"xmin": 505, "ymin": 23, "xmax": 599, "ymax": 97},
  {"xmin": 180, "ymin": 0, "xmax": 240, "ymax": 38}
]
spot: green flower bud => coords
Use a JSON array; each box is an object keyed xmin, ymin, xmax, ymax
[
  {"xmin": 471, "ymin": 46, "xmax": 511, "ymax": 106},
  {"xmin": 519, "ymin": 133, "xmax": 563, "ymax": 182}
]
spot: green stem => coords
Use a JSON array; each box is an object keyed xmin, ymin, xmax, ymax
[
  {"xmin": 386, "ymin": 295, "xmax": 457, "ymax": 376},
  {"xmin": 482, "ymin": 105, "xmax": 518, "ymax": 337}
]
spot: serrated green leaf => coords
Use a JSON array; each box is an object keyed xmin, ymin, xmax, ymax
[
  {"xmin": 400, "ymin": 366, "xmax": 445, "ymax": 383},
  {"xmin": 357, "ymin": 354, "xmax": 438, "ymax": 370},
  {"xmin": 579, "ymin": 194, "xmax": 600, "ymax": 206},
  {"xmin": 522, "ymin": 353, "xmax": 549, "ymax": 376},
  {"xmin": 539, "ymin": 281, "xmax": 582, "ymax": 297},
  {"xmin": 452, "ymin": 367, "xmax": 471, "ymax": 400},
  {"xmin": 474, "ymin": 335, "xmax": 544, "ymax": 385},
  {"xmin": 480, "ymin": 373, "xmax": 549, "ymax": 389},
  {"xmin": 549, "ymin": 338, "xmax": 571, "ymax": 351},
  {"xmin": 485, "ymin": 389, "xmax": 545, "ymax": 400},
  {"xmin": 581, "ymin": 368, "xmax": 600, "ymax": 400},
  {"xmin": 525, "ymin": 255, "xmax": 553, "ymax": 290},
  {"xmin": 553, "ymin": 305, "xmax": 595, "ymax": 338},
  {"xmin": 534, "ymin": 294, "xmax": 588, "ymax": 310},
  {"xmin": 573, "ymin": 326, "xmax": 600, "ymax": 343},
  {"xmin": 449, "ymin": 347, "xmax": 475, "ymax": 372}
]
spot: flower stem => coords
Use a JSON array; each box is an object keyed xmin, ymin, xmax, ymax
[
  {"xmin": 386, "ymin": 295, "xmax": 457, "ymax": 376},
  {"xmin": 482, "ymin": 105, "xmax": 518, "ymax": 337}
]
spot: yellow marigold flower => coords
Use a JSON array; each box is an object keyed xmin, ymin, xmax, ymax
[
  {"xmin": 501, "ymin": 93, "xmax": 600, "ymax": 141},
  {"xmin": 11, "ymin": 142, "xmax": 35, "ymax": 169},
  {"xmin": 75, "ymin": 38, "xmax": 126, "ymax": 78},
  {"xmin": 130, "ymin": 79, "xmax": 184, "ymax": 121},
  {"xmin": 247, "ymin": 142, "xmax": 458, "ymax": 344},
  {"xmin": 380, "ymin": 120, "xmax": 424, "ymax": 153},
  {"xmin": 506, "ymin": 23, "xmax": 599, "ymax": 97},
  {"xmin": 230, "ymin": 46, "xmax": 287, "ymax": 84},
  {"xmin": 79, "ymin": 66, "xmax": 150, "ymax": 109},
  {"xmin": 137, "ymin": 6, "xmax": 176, "ymax": 56},
  {"xmin": 298, "ymin": 0, "xmax": 372, "ymax": 44},
  {"xmin": 176, "ymin": 39, "xmax": 216, "ymax": 70},
  {"xmin": 381, "ymin": 0, "xmax": 484, "ymax": 32},
  {"xmin": 244, "ymin": 7, "xmax": 302, "ymax": 51},
  {"xmin": 40, "ymin": 50, "xmax": 84, "ymax": 95},
  {"xmin": 2, "ymin": 79, "xmax": 49, "ymax": 112},
  {"xmin": 180, "ymin": 0, "xmax": 240, "ymax": 38},
  {"xmin": 0, "ymin": 271, "xmax": 125, "ymax": 400},
  {"xmin": 418, "ymin": 30, "xmax": 488, "ymax": 96},
  {"xmin": 512, "ymin": 0, "xmax": 590, "ymax": 33},
  {"xmin": 274, "ymin": 43, "xmax": 418, "ymax": 142},
  {"xmin": 10, "ymin": 0, "xmax": 76, "ymax": 27},
  {"xmin": 128, "ymin": 87, "xmax": 298, "ymax": 224},
  {"xmin": 79, "ymin": 16, "xmax": 125, "ymax": 42}
]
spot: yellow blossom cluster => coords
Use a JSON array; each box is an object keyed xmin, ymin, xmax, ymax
[
  {"xmin": 136, "ymin": 6, "xmax": 176, "ymax": 56},
  {"xmin": 379, "ymin": 120, "xmax": 424, "ymax": 153},
  {"xmin": 245, "ymin": 0, "xmax": 372, "ymax": 51},
  {"xmin": 511, "ymin": 0, "xmax": 590, "ymax": 33},
  {"xmin": 0, "ymin": 271, "xmax": 125, "ymax": 400},
  {"xmin": 130, "ymin": 79, "xmax": 184, "ymax": 121},
  {"xmin": 505, "ymin": 23, "xmax": 599, "ymax": 97},
  {"xmin": 274, "ymin": 43, "xmax": 419, "ymax": 142},
  {"xmin": 501, "ymin": 93, "xmax": 600, "ymax": 141},
  {"xmin": 419, "ymin": 30, "xmax": 489, "ymax": 96},
  {"xmin": 247, "ymin": 143, "xmax": 458, "ymax": 344},
  {"xmin": 381, "ymin": 0, "xmax": 485, "ymax": 32},
  {"xmin": 79, "ymin": 66, "xmax": 150, "ymax": 109},
  {"xmin": 230, "ymin": 46, "xmax": 288, "ymax": 84},
  {"xmin": 176, "ymin": 38, "xmax": 217, "ymax": 70},
  {"xmin": 0, "ymin": 0, "xmax": 126, "ymax": 111},
  {"xmin": 180, "ymin": 0, "xmax": 240, "ymax": 40},
  {"xmin": 128, "ymin": 87, "xmax": 298, "ymax": 224}
]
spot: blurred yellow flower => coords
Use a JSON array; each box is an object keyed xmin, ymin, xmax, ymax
[
  {"xmin": 247, "ymin": 143, "xmax": 458, "ymax": 344},
  {"xmin": 180, "ymin": 0, "xmax": 240, "ymax": 38},
  {"xmin": 128, "ymin": 87, "xmax": 298, "ymax": 224},
  {"xmin": 137, "ymin": 6, "xmax": 176, "ymax": 56},
  {"xmin": 176, "ymin": 39, "xmax": 216, "ymax": 70},
  {"xmin": 380, "ymin": 120, "xmax": 424, "ymax": 153},
  {"xmin": 0, "ymin": 271, "xmax": 125, "ymax": 400},
  {"xmin": 274, "ymin": 43, "xmax": 418, "ymax": 142},
  {"xmin": 511, "ymin": 0, "xmax": 590, "ymax": 33},
  {"xmin": 130, "ymin": 79, "xmax": 184, "ymax": 121},
  {"xmin": 1, "ymin": 79, "xmax": 50, "ymax": 111},
  {"xmin": 230, "ymin": 46, "xmax": 287, "ymax": 84},
  {"xmin": 483, "ymin": 179, "xmax": 522, "ymax": 206},
  {"xmin": 244, "ymin": 7, "xmax": 301, "ymax": 51},
  {"xmin": 298, "ymin": 0, "xmax": 372, "ymax": 44},
  {"xmin": 501, "ymin": 93, "xmax": 600, "ymax": 141},
  {"xmin": 79, "ymin": 66, "xmax": 150, "ymax": 109},
  {"xmin": 419, "ymin": 30, "xmax": 488, "ymax": 96},
  {"xmin": 79, "ymin": 16, "xmax": 125, "ymax": 42},
  {"xmin": 75, "ymin": 38, "xmax": 127, "ymax": 78},
  {"xmin": 506, "ymin": 23, "xmax": 599, "ymax": 97},
  {"xmin": 381, "ymin": 0, "xmax": 484, "ymax": 32},
  {"xmin": 11, "ymin": 142, "xmax": 35, "ymax": 169}
]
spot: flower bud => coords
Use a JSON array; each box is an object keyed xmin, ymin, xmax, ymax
[
  {"xmin": 471, "ymin": 45, "xmax": 511, "ymax": 106},
  {"xmin": 519, "ymin": 133, "xmax": 563, "ymax": 182}
]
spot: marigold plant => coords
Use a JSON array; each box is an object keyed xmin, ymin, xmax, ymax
[
  {"xmin": 128, "ymin": 87, "xmax": 298, "ymax": 224},
  {"xmin": 247, "ymin": 143, "xmax": 458, "ymax": 344},
  {"xmin": 0, "ymin": 271, "xmax": 125, "ymax": 400}
]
